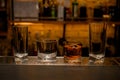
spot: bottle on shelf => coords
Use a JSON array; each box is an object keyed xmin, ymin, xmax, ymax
[
  {"xmin": 108, "ymin": 6, "xmax": 117, "ymax": 21},
  {"xmin": 72, "ymin": 0, "xmax": 79, "ymax": 20},
  {"xmin": 38, "ymin": 0, "xmax": 43, "ymax": 20},
  {"xmin": 42, "ymin": 0, "xmax": 51, "ymax": 19},
  {"xmin": 57, "ymin": 0, "xmax": 64, "ymax": 21},
  {"xmin": 107, "ymin": 0, "xmax": 120, "ymax": 21},
  {"xmin": 116, "ymin": 0, "xmax": 120, "ymax": 21},
  {"xmin": 93, "ymin": 3, "xmax": 103, "ymax": 21},
  {"xmin": 50, "ymin": 0, "xmax": 57, "ymax": 20},
  {"xmin": 79, "ymin": 3, "xmax": 87, "ymax": 21},
  {"xmin": 64, "ymin": 0, "xmax": 71, "ymax": 21}
]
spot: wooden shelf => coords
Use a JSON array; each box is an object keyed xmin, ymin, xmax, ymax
[
  {"xmin": 9, "ymin": 16, "xmax": 120, "ymax": 26},
  {"xmin": 11, "ymin": 20, "xmax": 120, "ymax": 26}
]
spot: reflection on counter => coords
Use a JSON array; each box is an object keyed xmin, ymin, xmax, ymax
[{"xmin": 0, "ymin": 56, "xmax": 120, "ymax": 66}]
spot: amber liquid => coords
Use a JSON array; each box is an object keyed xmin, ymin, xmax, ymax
[{"xmin": 64, "ymin": 44, "xmax": 82, "ymax": 63}]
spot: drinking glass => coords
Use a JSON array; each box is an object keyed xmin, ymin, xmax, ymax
[
  {"xmin": 37, "ymin": 39, "xmax": 57, "ymax": 63},
  {"xmin": 12, "ymin": 26, "xmax": 28, "ymax": 62},
  {"xmin": 64, "ymin": 42, "xmax": 82, "ymax": 64},
  {"xmin": 89, "ymin": 22, "xmax": 107, "ymax": 64}
]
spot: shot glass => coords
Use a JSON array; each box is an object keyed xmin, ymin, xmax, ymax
[
  {"xmin": 64, "ymin": 42, "xmax": 82, "ymax": 64},
  {"xmin": 37, "ymin": 39, "xmax": 57, "ymax": 63},
  {"xmin": 89, "ymin": 22, "xmax": 107, "ymax": 64},
  {"xmin": 12, "ymin": 26, "xmax": 28, "ymax": 62}
]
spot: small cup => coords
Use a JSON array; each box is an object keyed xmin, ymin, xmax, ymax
[
  {"xmin": 89, "ymin": 22, "xmax": 107, "ymax": 64},
  {"xmin": 37, "ymin": 39, "xmax": 57, "ymax": 63},
  {"xmin": 64, "ymin": 43, "xmax": 82, "ymax": 64},
  {"xmin": 12, "ymin": 26, "xmax": 28, "ymax": 62}
]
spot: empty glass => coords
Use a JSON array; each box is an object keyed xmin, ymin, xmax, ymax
[
  {"xmin": 37, "ymin": 39, "xmax": 57, "ymax": 63},
  {"xmin": 12, "ymin": 26, "xmax": 28, "ymax": 62},
  {"xmin": 89, "ymin": 22, "xmax": 107, "ymax": 64}
]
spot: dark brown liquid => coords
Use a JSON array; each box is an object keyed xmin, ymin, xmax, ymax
[{"xmin": 64, "ymin": 44, "xmax": 82, "ymax": 63}]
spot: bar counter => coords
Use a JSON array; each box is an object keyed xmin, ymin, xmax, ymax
[{"xmin": 0, "ymin": 56, "xmax": 120, "ymax": 80}]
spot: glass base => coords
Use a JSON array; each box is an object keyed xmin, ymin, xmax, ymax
[
  {"xmin": 89, "ymin": 56, "xmax": 104, "ymax": 64},
  {"xmin": 15, "ymin": 53, "xmax": 28, "ymax": 64},
  {"xmin": 38, "ymin": 52, "xmax": 57, "ymax": 63},
  {"xmin": 64, "ymin": 56, "xmax": 81, "ymax": 64}
]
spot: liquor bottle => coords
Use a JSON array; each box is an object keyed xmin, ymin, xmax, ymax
[
  {"xmin": 108, "ymin": 6, "xmax": 116, "ymax": 21},
  {"xmin": 50, "ymin": 0, "xmax": 57, "ymax": 20},
  {"xmin": 64, "ymin": 0, "xmax": 71, "ymax": 21},
  {"xmin": 57, "ymin": 0, "xmax": 64, "ymax": 21},
  {"xmin": 116, "ymin": 0, "xmax": 120, "ymax": 21},
  {"xmin": 79, "ymin": 3, "xmax": 87, "ymax": 21},
  {"xmin": 108, "ymin": 0, "xmax": 120, "ymax": 21},
  {"xmin": 38, "ymin": 0, "xmax": 43, "ymax": 20},
  {"xmin": 43, "ymin": 0, "xmax": 51, "ymax": 18},
  {"xmin": 93, "ymin": 3, "xmax": 103, "ymax": 21},
  {"xmin": 72, "ymin": 0, "xmax": 79, "ymax": 20}
]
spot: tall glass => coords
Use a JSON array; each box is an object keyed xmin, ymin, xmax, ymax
[
  {"xmin": 12, "ymin": 26, "xmax": 28, "ymax": 62},
  {"xmin": 89, "ymin": 22, "xmax": 107, "ymax": 64}
]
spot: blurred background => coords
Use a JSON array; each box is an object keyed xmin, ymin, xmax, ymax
[{"xmin": 0, "ymin": 0, "xmax": 120, "ymax": 57}]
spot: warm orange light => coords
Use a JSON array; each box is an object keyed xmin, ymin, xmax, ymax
[{"xmin": 14, "ymin": 22, "xmax": 43, "ymax": 26}]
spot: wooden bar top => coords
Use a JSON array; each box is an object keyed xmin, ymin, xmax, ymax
[{"xmin": 0, "ymin": 56, "xmax": 120, "ymax": 80}]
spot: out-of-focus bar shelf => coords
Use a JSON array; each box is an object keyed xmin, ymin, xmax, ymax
[
  {"xmin": 11, "ymin": 17, "xmax": 104, "ymax": 25},
  {"xmin": 11, "ymin": 21, "xmax": 120, "ymax": 25}
]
